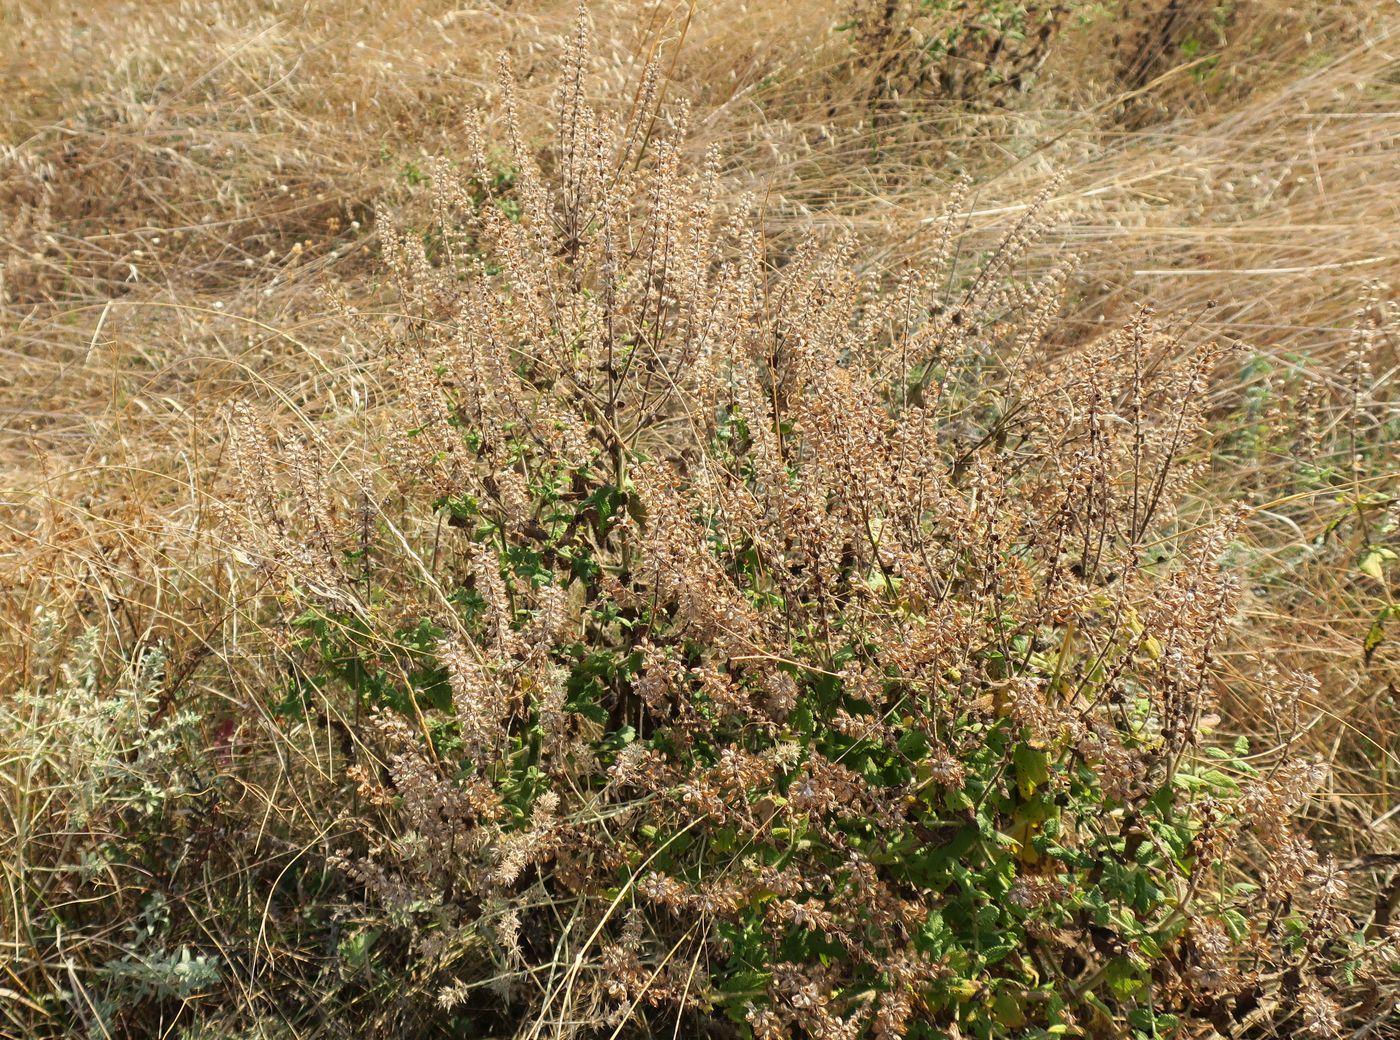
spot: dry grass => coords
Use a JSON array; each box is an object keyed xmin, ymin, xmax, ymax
[{"xmin": 2, "ymin": 0, "xmax": 1399, "ymax": 1037}]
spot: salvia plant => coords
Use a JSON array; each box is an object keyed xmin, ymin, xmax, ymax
[{"xmin": 219, "ymin": 8, "xmax": 1399, "ymax": 1038}]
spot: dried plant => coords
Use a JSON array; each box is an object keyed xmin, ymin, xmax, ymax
[
  {"xmin": 214, "ymin": 9, "xmax": 1399, "ymax": 1037},
  {"xmin": 6, "ymin": 2, "xmax": 1400, "ymax": 1039}
]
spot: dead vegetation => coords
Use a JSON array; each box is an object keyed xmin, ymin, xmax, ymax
[{"xmin": 2, "ymin": 2, "xmax": 1399, "ymax": 1038}]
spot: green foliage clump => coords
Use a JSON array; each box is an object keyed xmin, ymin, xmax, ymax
[{"xmin": 839, "ymin": 0, "xmax": 1090, "ymax": 101}]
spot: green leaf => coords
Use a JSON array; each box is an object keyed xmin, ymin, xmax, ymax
[
  {"xmin": 1223, "ymin": 909, "xmax": 1250, "ymax": 942},
  {"xmin": 1105, "ymin": 956, "xmax": 1146, "ymax": 998},
  {"xmin": 338, "ymin": 928, "xmax": 380, "ymax": 972},
  {"xmin": 1013, "ymin": 744, "xmax": 1051, "ymax": 799}
]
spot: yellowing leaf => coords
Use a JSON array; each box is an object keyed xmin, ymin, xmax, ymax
[
  {"xmin": 1365, "ymin": 605, "xmax": 1396, "ymax": 663},
  {"xmin": 1359, "ymin": 547, "xmax": 1397, "ymax": 581},
  {"xmin": 993, "ymin": 989, "xmax": 1027, "ymax": 1027},
  {"xmin": 1013, "ymin": 744, "xmax": 1050, "ymax": 799}
]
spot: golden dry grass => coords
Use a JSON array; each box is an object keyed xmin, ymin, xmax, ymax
[{"xmin": 2, "ymin": 0, "xmax": 1399, "ymax": 1035}]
